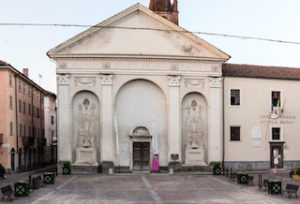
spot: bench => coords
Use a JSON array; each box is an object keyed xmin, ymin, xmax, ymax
[
  {"xmin": 248, "ymin": 175, "xmax": 254, "ymax": 186},
  {"xmin": 282, "ymin": 184, "xmax": 299, "ymax": 199},
  {"xmin": 1, "ymin": 185, "xmax": 13, "ymax": 202},
  {"xmin": 263, "ymin": 179, "xmax": 269, "ymax": 191},
  {"xmin": 229, "ymin": 173, "xmax": 237, "ymax": 182}
]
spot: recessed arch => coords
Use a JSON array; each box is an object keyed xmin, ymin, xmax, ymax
[
  {"xmin": 181, "ymin": 92, "xmax": 208, "ymax": 165},
  {"xmin": 115, "ymin": 79, "xmax": 167, "ymax": 168},
  {"xmin": 72, "ymin": 90, "xmax": 100, "ymax": 164}
]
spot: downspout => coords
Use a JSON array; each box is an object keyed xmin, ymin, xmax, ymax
[
  {"xmin": 222, "ymin": 76, "xmax": 225, "ymax": 170},
  {"xmin": 40, "ymin": 92, "xmax": 43, "ymax": 163},
  {"xmin": 14, "ymin": 75, "xmax": 19, "ymax": 158},
  {"xmin": 31, "ymin": 86, "xmax": 34, "ymax": 169}
]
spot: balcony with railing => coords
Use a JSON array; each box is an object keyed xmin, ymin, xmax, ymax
[
  {"xmin": 0, "ymin": 134, "xmax": 3, "ymax": 145},
  {"xmin": 38, "ymin": 138, "xmax": 47, "ymax": 147},
  {"xmin": 22, "ymin": 136, "xmax": 34, "ymax": 146}
]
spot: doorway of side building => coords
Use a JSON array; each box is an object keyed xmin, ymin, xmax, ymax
[
  {"xmin": 133, "ymin": 142, "xmax": 150, "ymax": 171},
  {"xmin": 270, "ymin": 142, "xmax": 284, "ymax": 168},
  {"xmin": 11, "ymin": 148, "xmax": 15, "ymax": 172}
]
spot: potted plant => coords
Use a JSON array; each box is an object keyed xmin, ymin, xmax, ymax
[
  {"xmin": 290, "ymin": 168, "xmax": 300, "ymax": 181},
  {"xmin": 213, "ymin": 162, "xmax": 222, "ymax": 175},
  {"xmin": 62, "ymin": 161, "xmax": 71, "ymax": 175}
]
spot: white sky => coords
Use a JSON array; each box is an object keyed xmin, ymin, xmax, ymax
[{"xmin": 1, "ymin": 0, "xmax": 300, "ymax": 93}]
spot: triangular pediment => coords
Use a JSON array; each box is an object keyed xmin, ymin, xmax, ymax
[{"xmin": 48, "ymin": 4, "xmax": 230, "ymax": 61}]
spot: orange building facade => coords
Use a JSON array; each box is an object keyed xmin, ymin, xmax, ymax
[{"xmin": 0, "ymin": 60, "xmax": 55, "ymax": 171}]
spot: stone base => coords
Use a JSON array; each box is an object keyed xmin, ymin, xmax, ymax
[
  {"xmin": 185, "ymin": 146, "xmax": 207, "ymax": 166},
  {"xmin": 71, "ymin": 165, "xmax": 99, "ymax": 174},
  {"xmin": 168, "ymin": 162, "xmax": 181, "ymax": 172},
  {"xmin": 74, "ymin": 147, "xmax": 98, "ymax": 166},
  {"xmin": 224, "ymin": 160, "xmax": 300, "ymax": 170},
  {"xmin": 101, "ymin": 161, "xmax": 114, "ymax": 174}
]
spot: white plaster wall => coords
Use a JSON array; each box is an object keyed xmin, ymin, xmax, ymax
[
  {"xmin": 115, "ymin": 79, "xmax": 167, "ymax": 167},
  {"xmin": 44, "ymin": 96, "xmax": 56, "ymax": 147},
  {"xmin": 224, "ymin": 77, "xmax": 300, "ymax": 162}
]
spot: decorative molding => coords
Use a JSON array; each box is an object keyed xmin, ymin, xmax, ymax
[
  {"xmin": 168, "ymin": 75, "xmax": 181, "ymax": 87},
  {"xmin": 210, "ymin": 77, "xmax": 222, "ymax": 88},
  {"xmin": 74, "ymin": 77, "xmax": 96, "ymax": 86},
  {"xmin": 57, "ymin": 74, "xmax": 70, "ymax": 85},
  {"xmin": 184, "ymin": 78, "xmax": 205, "ymax": 88},
  {"xmin": 101, "ymin": 74, "xmax": 113, "ymax": 85}
]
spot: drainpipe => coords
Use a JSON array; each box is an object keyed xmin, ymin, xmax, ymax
[
  {"xmin": 222, "ymin": 77, "xmax": 225, "ymax": 170},
  {"xmin": 31, "ymin": 86, "xmax": 34, "ymax": 169},
  {"xmin": 14, "ymin": 75, "xmax": 19, "ymax": 157}
]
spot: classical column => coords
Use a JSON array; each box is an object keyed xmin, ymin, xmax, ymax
[
  {"xmin": 57, "ymin": 74, "xmax": 71, "ymax": 162},
  {"xmin": 209, "ymin": 77, "xmax": 223, "ymax": 162},
  {"xmin": 168, "ymin": 75, "xmax": 181, "ymax": 164},
  {"xmin": 100, "ymin": 74, "xmax": 115, "ymax": 166}
]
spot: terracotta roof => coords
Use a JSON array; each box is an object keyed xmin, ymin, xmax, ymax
[
  {"xmin": 0, "ymin": 60, "xmax": 8, "ymax": 66},
  {"xmin": 223, "ymin": 63, "xmax": 300, "ymax": 80}
]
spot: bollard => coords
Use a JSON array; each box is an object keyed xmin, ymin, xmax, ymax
[
  {"xmin": 169, "ymin": 168, "xmax": 174, "ymax": 175},
  {"xmin": 28, "ymin": 175, "xmax": 32, "ymax": 189},
  {"xmin": 258, "ymin": 174, "xmax": 263, "ymax": 190},
  {"xmin": 108, "ymin": 168, "xmax": 114, "ymax": 175}
]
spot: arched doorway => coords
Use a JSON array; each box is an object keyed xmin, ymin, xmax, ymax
[
  {"xmin": 28, "ymin": 148, "xmax": 32, "ymax": 170},
  {"xmin": 182, "ymin": 92, "xmax": 208, "ymax": 165},
  {"xmin": 115, "ymin": 79, "xmax": 167, "ymax": 170},
  {"xmin": 33, "ymin": 149, "xmax": 36, "ymax": 167},
  {"xmin": 10, "ymin": 148, "xmax": 15, "ymax": 172},
  {"xmin": 129, "ymin": 127, "xmax": 152, "ymax": 171},
  {"xmin": 18, "ymin": 148, "xmax": 22, "ymax": 171}
]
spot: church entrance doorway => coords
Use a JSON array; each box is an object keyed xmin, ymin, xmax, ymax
[{"xmin": 133, "ymin": 142, "xmax": 150, "ymax": 171}]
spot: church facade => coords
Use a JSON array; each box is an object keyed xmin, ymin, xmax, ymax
[{"xmin": 48, "ymin": 1, "xmax": 300, "ymax": 172}]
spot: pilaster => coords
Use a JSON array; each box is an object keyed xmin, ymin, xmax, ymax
[
  {"xmin": 168, "ymin": 75, "xmax": 181, "ymax": 163},
  {"xmin": 209, "ymin": 77, "xmax": 223, "ymax": 162},
  {"xmin": 57, "ymin": 74, "xmax": 71, "ymax": 162},
  {"xmin": 100, "ymin": 74, "xmax": 115, "ymax": 164}
]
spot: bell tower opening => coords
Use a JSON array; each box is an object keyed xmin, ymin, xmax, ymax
[{"xmin": 149, "ymin": 0, "xmax": 179, "ymax": 25}]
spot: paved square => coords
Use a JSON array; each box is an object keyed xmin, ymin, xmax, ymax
[{"xmin": 11, "ymin": 174, "xmax": 299, "ymax": 204}]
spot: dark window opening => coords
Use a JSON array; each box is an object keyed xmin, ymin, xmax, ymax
[
  {"xmin": 230, "ymin": 89, "xmax": 240, "ymax": 106},
  {"xmin": 230, "ymin": 126, "xmax": 240, "ymax": 141},
  {"xmin": 272, "ymin": 127, "xmax": 281, "ymax": 140},
  {"xmin": 272, "ymin": 91, "xmax": 281, "ymax": 107}
]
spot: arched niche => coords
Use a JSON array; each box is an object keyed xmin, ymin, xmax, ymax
[
  {"xmin": 181, "ymin": 92, "xmax": 208, "ymax": 165},
  {"xmin": 72, "ymin": 91, "xmax": 100, "ymax": 164},
  {"xmin": 115, "ymin": 79, "xmax": 167, "ymax": 168}
]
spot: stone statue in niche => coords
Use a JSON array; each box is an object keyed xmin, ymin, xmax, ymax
[
  {"xmin": 78, "ymin": 98, "xmax": 96, "ymax": 148},
  {"xmin": 185, "ymin": 100, "xmax": 204, "ymax": 147}
]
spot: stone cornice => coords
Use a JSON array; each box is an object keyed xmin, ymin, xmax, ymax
[
  {"xmin": 50, "ymin": 54, "xmax": 227, "ymax": 63},
  {"xmin": 56, "ymin": 69, "xmax": 222, "ymax": 77}
]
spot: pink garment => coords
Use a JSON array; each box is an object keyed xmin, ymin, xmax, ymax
[{"xmin": 152, "ymin": 160, "xmax": 159, "ymax": 172}]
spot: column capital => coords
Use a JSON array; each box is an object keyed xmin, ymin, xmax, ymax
[
  {"xmin": 168, "ymin": 75, "xmax": 181, "ymax": 87},
  {"xmin": 57, "ymin": 74, "xmax": 70, "ymax": 85},
  {"xmin": 209, "ymin": 77, "xmax": 222, "ymax": 88},
  {"xmin": 101, "ymin": 74, "xmax": 113, "ymax": 85}
]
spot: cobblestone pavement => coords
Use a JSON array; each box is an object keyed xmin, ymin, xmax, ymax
[{"xmin": 1, "ymin": 171, "xmax": 299, "ymax": 204}]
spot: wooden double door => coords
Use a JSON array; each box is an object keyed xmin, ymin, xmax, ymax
[{"xmin": 133, "ymin": 142, "xmax": 150, "ymax": 171}]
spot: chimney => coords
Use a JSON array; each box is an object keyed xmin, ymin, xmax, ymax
[
  {"xmin": 149, "ymin": 0, "xmax": 179, "ymax": 25},
  {"xmin": 23, "ymin": 68, "xmax": 28, "ymax": 77}
]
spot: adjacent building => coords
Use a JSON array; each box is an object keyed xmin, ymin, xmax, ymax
[
  {"xmin": 44, "ymin": 91, "xmax": 57, "ymax": 164},
  {"xmin": 47, "ymin": 0, "xmax": 300, "ymax": 173},
  {"xmin": 0, "ymin": 60, "xmax": 57, "ymax": 171}
]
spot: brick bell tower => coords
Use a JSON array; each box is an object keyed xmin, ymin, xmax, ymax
[{"xmin": 149, "ymin": 0, "xmax": 178, "ymax": 25}]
